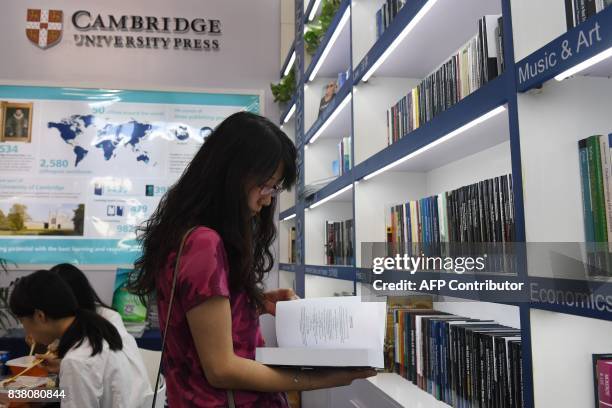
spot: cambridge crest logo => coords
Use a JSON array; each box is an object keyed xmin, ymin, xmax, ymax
[{"xmin": 26, "ymin": 9, "xmax": 63, "ymax": 49}]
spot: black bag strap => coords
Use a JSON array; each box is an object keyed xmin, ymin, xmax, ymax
[{"xmin": 151, "ymin": 227, "xmax": 235, "ymax": 408}]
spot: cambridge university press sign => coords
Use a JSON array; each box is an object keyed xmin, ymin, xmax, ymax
[{"xmin": 24, "ymin": 8, "xmax": 222, "ymax": 51}]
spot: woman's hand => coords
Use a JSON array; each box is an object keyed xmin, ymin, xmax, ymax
[
  {"xmin": 262, "ymin": 288, "xmax": 299, "ymax": 316},
  {"xmin": 36, "ymin": 352, "xmax": 61, "ymax": 374},
  {"xmin": 37, "ymin": 340, "xmax": 61, "ymax": 374}
]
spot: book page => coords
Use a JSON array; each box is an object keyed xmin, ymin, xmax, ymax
[{"xmin": 275, "ymin": 297, "xmax": 386, "ymax": 350}]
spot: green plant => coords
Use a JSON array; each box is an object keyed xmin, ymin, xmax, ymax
[
  {"xmin": 304, "ymin": 0, "xmax": 342, "ymax": 55},
  {"xmin": 271, "ymin": 68, "xmax": 296, "ymax": 104}
]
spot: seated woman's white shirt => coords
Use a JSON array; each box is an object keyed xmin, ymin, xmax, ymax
[
  {"xmin": 59, "ymin": 338, "xmax": 151, "ymax": 408},
  {"xmin": 96, "ymin": 307, "xmax": 153, "ymax": 394}
]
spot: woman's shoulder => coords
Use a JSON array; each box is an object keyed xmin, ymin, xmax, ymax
[
  {"xmin": 96, "ymin": 307, "xmax": 125, "ymax": 330},
  {"xmin": 185, "ymin": 226, "xmax": 225, "ymax": 250}
]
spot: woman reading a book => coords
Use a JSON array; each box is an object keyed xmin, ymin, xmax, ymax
[
  {"xmin": 129, "ymin": 112, "xmax": 375, "ymax": 407},
  {"xmin": 9, "ymin": 270, "xmax": 152, "ymax": 408}
]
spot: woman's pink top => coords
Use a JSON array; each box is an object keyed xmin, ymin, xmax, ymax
[{"xmin": 156, "ymin": 226, "xmax": 289, "ymax": 407}]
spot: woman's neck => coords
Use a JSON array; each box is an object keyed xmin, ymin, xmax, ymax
[{"xmin": 56, "ymin": 316, "xmax": 76, "ymax": 337}]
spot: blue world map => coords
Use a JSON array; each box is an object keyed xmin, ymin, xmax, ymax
[{"xmin": 47, "ymin": 115, "xmax": 154, "ymax": 167}]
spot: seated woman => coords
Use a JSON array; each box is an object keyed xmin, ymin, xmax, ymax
[
  {"xmin": 49, "ymin": 263, "xmax": 153, "ymax": 397},
  {"xmin": 9, "ymin": 270, "xmax": 151, "ymax": 408}
]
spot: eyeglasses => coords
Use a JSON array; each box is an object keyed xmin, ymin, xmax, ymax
[{"xmin": 260, "ymin": 183, "xmax": 284, "ymax": 196}]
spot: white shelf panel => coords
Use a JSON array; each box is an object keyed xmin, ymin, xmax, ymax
[
  {"xmin": 510, "ymin": 0, "xmax": 569, "ymax": 62},
  {"xmin": 308, "ymin": 9, "xmax": 351, "ymax": 80},
  {"xmin": 530, "ymin": 309, "xmax": 612, "ymax": 408},
  {"xmin": 279, "ymin": 269, "xmax": 297, "ymax": 292},
  {"xmin": 279, "ymin": 189, "xmax": 296, "ymax": 213},
  {"xmin": 373, "ymin": 0, "xmax": 502, "ymax": 79},
  {"xmin": 351, "ymin": 0, "xmax": 387, "ymax": 68},
  {"xmin": 367, "ymin": 373, "xmax": 448, "ymax": 408},
  {"xmin": 305, "ymin": 274, "xmax": 354, "ymax": 297},
  {"xmin": 518, "ymin": 76, "xmax": 612, "ymax": 243},
  {"xmin": 391, "ymin": 107, "xmax": 509, "ymax": 174},
  {"xmin": 305, "ymin": 139, "xmax": 345, "ymax": 184}
]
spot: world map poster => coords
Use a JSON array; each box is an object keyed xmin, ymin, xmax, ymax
[{"xmin": 0, "ymin": 85, "xmax": 260, "ymax": 265}]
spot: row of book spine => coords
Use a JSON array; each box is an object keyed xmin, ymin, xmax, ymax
[
  {"xmin": 386, "ymin": 14, "xmax": 504, "ymax": 145},
  {"xmin": 388, "ymin": 308, "xmax": 523, "ymax": 408},
  {"xmin": 565, "ymin": 0, "xmax": 611, "ymax": 29},
  {"xmin": 578, "ymin": 134, "xmax": 612, "ymax": 277},
  {"xmin": 375, "ymin": 0, "xmax": 406, "ymax": 39},
  {"xmin": 386, "ymin": 174, "xmax": 515, "ymax": 258},
  {"xmin": 325, "ymin": 219, "xmax": 354, "ymax": 265}
]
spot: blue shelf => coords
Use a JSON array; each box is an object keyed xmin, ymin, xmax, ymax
[
  {"xmin": 302, "ymin": 78, "xmax": 352, "ymax": 145},
  {"xmin": 305, "ymin": 171, "xmax": 353, "ymax": 207},
  {"xmin": 352, "ymin": 75, "xmax": 510, "ymax": 181},
  {"xmin": 305, "ymin": 264, "xmax": 356, "ymax": 281},
  {"xmin": 528, "ymin": 276, "xmax": 612, "ymax": 322},
  {"xmin": 279, "ymin": 262, "xmax": 298, "ymax": 272},
  {"xmin": 280, "ymin": 40, "xmax": 296, "ymax": 79},
  {"xmin": 280, "ymin": 94, "xmax": 297, "ymax": 125},
  {"xmin": 304, "ymin": 0, "xmax": 351, "ymax": 82},
  {"xmin": 516, "ymin": 6, "xmax": 612, "ymax": 92},
  {"xmin": 279, "ymin": 207, "xmax": 296, "ymax": 220},
  {"xmin": 304, "ymin": 0, "xmax": 320, "ymax": 24}
]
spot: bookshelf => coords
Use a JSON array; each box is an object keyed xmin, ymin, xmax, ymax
[
  {"xmin": 510, "ymin": 2, "xmax": 612, "ymax": 407},
  {"xmin": 277, "ymin": 0, "xmax": 612, "ymax": 407}
]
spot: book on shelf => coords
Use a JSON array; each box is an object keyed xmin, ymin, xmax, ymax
[
  {"xmin": 577, "ymin": 134, "xmax": 612, "ymax": 277},
  {"xmin": 385, "ymin": 174, "xmax": 515, "ymax": 273},
  {"xmin": 387, "ymin": 308, "xmax": 523, "ymax": 408},
  {"xmin": 112, "ymin": 267, "xmax": 148, "ymax": 324},
  {"xmin": 337, "ymin": 136, "xmax": 351, "ymax": 175},
  {"xmin": 325, "ymin": 219, "xmax": 354, "ymax": 266},
  {"xmin": 376, "ymin": 0, "xmax": 407, "ymax": 39},
  {"xmin": 565, "ymin": 0, "xmax": 611, "ymax": 29},
  {"xmin": 319, "ymin": 79, "xmax": 338, "ymax": 117},
  {"xmin": 255, "ymin": 296, "xmax": 386, "ymax": 367},
  {"xmin": 289, "ymin": 226, "xmax": 297, "ymax": 264},
  {"xmin": 594, "ymin": 354, "xmax": 612, "ymax": 408},
  {"xmin": 386, "ymin": 14, "xmax": 503, "ymax": 146}
]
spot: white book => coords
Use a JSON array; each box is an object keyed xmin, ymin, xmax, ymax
[{"xmin": 255, "ymin": 296, "xmax": 386, "ymax": 368}]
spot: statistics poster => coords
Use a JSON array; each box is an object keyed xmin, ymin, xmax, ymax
[{"xmin": 0, "ymin": 85, "xmax": 260, "ymax": 265}]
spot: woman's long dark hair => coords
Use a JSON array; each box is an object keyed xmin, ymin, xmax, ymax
[
  {"xmin": 9, "ymin": 270, "xmax": 122, "ymax": 358},
  {"xmin": 50, "ymin": 263, "xmax": 111, "ymax": 312},
  {"xmin": 129, "ymin": 111, "xmax": 297, "ymax": 308}
]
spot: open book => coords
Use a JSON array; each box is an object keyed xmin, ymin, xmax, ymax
[{"xmin": 255, "ymin": 297, "xmax": 386, "ymax": 368}]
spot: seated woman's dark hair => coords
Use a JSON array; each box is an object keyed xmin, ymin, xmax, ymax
[
  {"xmin": 50, "ymin": 263, "xmax": 111, "ymax": 312},
  {"xmin": 130, "ymin": 111, "xmax": 297, "ymax": 309},
  {"xmin": 9, "ymin": 270, "xmax": 122, "ymax": 358}
]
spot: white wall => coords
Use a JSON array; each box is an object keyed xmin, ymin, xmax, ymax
[{"xmin": 0, "ymin": 0, "xmax": 281, "ymax": 117}]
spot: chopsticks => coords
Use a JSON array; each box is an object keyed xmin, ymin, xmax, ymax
[
  {"xmin": 28, "ymin": 342, "xmax": 35, "ymax": 357},
  {"xmin": 0, "ymin": 350, "xmax": 52, "ymax": 387}
]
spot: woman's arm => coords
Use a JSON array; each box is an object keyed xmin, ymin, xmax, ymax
[{"xmin": 186, "ymin": 296, "xmax": 375, "ymax": 392}]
